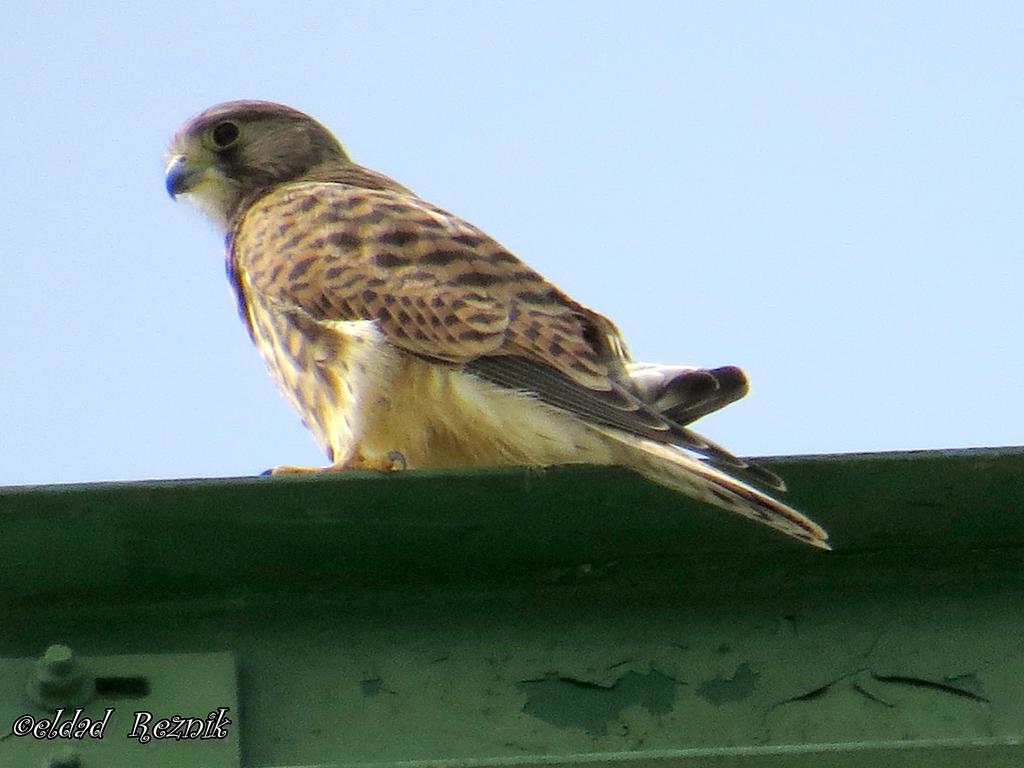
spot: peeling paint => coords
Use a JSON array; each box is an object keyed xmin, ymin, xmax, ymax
[
  {"xmin": 360, "ymin": 677, "xmax": 384, "ymax": 697},
  {"xmin": 696, "ymin": 663, "xmax": 759, "ymax": 705},
  {"xmin": 517, "ymin": 669, "xmax": 678, "ymax": 735}
]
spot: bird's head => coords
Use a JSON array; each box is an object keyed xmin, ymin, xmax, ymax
[{"xmin": 164, "ymin": 100, "xmax": 350, "ymax": 231}]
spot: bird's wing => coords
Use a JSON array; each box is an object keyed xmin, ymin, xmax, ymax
[
  {"xmin": 233, "ymin": 183, "xmax": 613, "ymax": 374},
  {"xmin": 232, "ymin": 180, "xmax": 779, "ymax": 487}
]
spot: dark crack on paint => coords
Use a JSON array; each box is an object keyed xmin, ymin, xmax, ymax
[
  {"xmin": 783, "ymin": 680, "xmax": 834, "ymax": 703},
  {"xmin": 871, "ymin": 673, "xmax": 990, "ymax": 703},
  {"xmin": 772, "ymin": 668, "xmax": 989, "ymax": 711},
  {"xmin": 697, "ymin": 662, "xmax": 759, "ymax": 705},
  {"xmin": 944, "ymin": 673, "xmax": 986, "ymax": 698},
  {"xmin": 852, "ymin": 681, "xmax": 896, "ymax": 708},
  {"xmin": 517, "ymin": 669, "xmax": 678, "ymax": 735}
]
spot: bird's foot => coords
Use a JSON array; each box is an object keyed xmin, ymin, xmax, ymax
[
  {"xmin": 263, "ymin": 464, "xmax": 321, "ymax": 476},
  {"xmin": 264, "ymin": 449, "xmax": 407, "ymax": 476},
  {"xmin": 347, "ymin": 450, "xmax": 408, "ymax": 472}
]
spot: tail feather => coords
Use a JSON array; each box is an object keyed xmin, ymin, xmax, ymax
[
  {"xmin": 598, "ymin": 427, "xmax": 830, "ymax": 550},
  {"xmin": 626, "ymin": 363, "xmax": 749, "ymax": 425},
  {"xmin": 623, "ymin": 362, "xmax": 787, "ymax": 492}
]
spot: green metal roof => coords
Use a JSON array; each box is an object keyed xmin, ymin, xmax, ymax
[{"xmin": 1, "ymin": 447, "xmax": 1022, "ymax": 767}]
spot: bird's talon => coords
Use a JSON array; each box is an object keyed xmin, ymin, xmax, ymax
[
  {"xmin": 384, "ymin": 449, "xmax": 407, "ymax": 471},
  {"xmin": 349, "ymin": 451, "xmax": 406, "ymax": 472},
  {"xmin": 264, "ymin": 452, "xmax": 406, "ymax": 475},
  {"xmin": 265, "ymin": 463, "xmax": 320, "ymax": 475}
]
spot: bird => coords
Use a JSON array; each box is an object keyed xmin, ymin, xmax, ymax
[{"xmin": 165, "ymin": 100, "xmax": 828, "ymax": 550}]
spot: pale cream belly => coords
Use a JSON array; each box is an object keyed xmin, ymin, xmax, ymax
[{"xmin": 357, "ymin": 356, "xmax": 618, "ymax": 469}]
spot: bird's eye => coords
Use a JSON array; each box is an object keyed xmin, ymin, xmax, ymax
[{"xmin": 210, "ymin": 121, "xmax": 240, "ymax": 149}]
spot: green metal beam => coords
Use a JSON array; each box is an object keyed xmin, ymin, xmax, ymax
[{"xmin": 1, "ymin": 447, "xmax": 1022, "ymax": 767}]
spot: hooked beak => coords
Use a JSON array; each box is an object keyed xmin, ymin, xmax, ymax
[{"xmin": 165, "ymin": 155, "xmax": 199, "ymax": 198}]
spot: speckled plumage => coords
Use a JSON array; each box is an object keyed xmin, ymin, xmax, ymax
[{"xmin": 165, "ymin": 100, "xmax": 829, "ymax": 549}]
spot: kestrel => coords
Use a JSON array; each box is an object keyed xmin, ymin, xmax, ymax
[{"xmin": 165, "ymin": 100, "xmax": 828, "ymax": 549}]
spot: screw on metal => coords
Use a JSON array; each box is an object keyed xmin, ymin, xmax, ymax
[
  {"xmin": 26, "ymin": 644, "xmax": 95, "ymax": 709},
  {"xmin": 43, "ymin": 747, "xmax": 83, "ymax": 768}
]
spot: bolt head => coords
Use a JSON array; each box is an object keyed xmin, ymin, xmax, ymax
[
  {"xmin": 27, "ymin": 644, "xmax": 94, "ymax": 709},
  {"xmin": 42, "ymin": 645, "xmax": 74, "ymax": 677}
]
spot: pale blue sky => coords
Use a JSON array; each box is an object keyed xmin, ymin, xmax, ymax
[{"xmin": 2, "ymin": 2, "xmax": 1021, "ymax": 486}]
